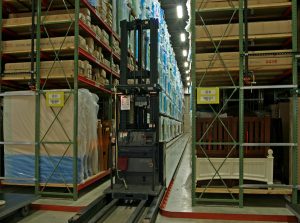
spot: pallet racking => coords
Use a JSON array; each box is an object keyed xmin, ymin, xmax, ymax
[
  {"xmin": 0, "ymin": 0, "xmax": 128, "ymax": 200},
  {"xmin": 191, "ymin": 0, "xmax": 298, "ymax": 207}
]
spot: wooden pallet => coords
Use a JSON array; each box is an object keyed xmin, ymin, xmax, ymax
[
  {"xmin": 195, "ymin": 187, "xmax": 292, "ymax": 195},
  {"xmin": 3, "ymin": 60, "xmax": 91, "ymax": 80},
  {"xmin": 197, "ymin": 71, "xmax": 291, "ymax": 86},
  {"xmin": 196, "ymin": 20, "xmax": 291, "ymax": 39},
  {"xmin": 196, "ymin": 48, "xmax": 292, "ymax": 85},
  {"xmin": 3, "ymin": 0, "xmax": 74, "ymax": 12},
  {"xmin": 7, "ymin": 8, "xmax": 90, "ymax": 18},
  {"xmin": 2, "ymin": 36, "xmax": 88, "ymax": 55},
  {"xmin": 1, "ymin": 170, "xmax": 110, "ymax": 190},
  {"xmin": 196, "ymin": 0, "xmax": 291, "ymax": 10},
  {"xmin": 197, "ymin": 50, "xmax": 292, "ymax": 71},
  {"xmin": 3, "ymin": 11, "xmax": 92, "ymax": 37}
]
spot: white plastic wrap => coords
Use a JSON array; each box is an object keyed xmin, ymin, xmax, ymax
[
  {"xmin": 186, "ymin": 0, "xmax": 192, "ymax": 62},
  {"xmin": 3, "ymin": 89, "xmax": 99, "ymax": 184}
]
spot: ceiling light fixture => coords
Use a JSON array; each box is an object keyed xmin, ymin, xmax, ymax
[
  {"xmin": 187, "ymin": 82, "xmax": 191, "ymax": 86},
  {"xmin": 186, "ymin": 76, "xmax": 190, "ymax": 81},
  {"xmin": 186, "ymin": 70, "xmax": 189, "ymax": 74},
  {"xmin": 184, "ymin": 62, "xmax": 189, "ymax": 67},
  {"xmin": 183, "ymin": 49, "xmax": 187, "ymax": 57},
  {"xmin": 177, "ymin": 5, "xmax": 183, "ymax": 19},
  {"xmin": 180, "ymin": 33, "xmax": 186, "ymax": 42}
]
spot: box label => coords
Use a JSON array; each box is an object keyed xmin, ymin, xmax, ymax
[
  {"xmin": 46, "ymin": 91, "xmax": 65, "ymax": 107},
  {"xmin": 197, "ymin": 87, "xmax": 220, "ymax": 104},
  {"xmin": 121, "ymin": 96, "xmax": 130, "ymax": 110}
]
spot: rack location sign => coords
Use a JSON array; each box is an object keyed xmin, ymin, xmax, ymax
[
  {"xmin": 197, "ymin": 87, "xmax": 219, "ymax": 104},
  {"xmin": 46, "ymin": 91, "xmax": 65, "ymax": 107},
  {"xmin": 121, "ymin": 96, "xmax": 130, "ymax": 110}
]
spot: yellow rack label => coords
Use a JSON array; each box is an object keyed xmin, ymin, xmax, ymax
[
  {"xmin": 46, "ymin": 91, "xmax": 65, "ymax": 107},
  {"xmin": 197, "ymin": 87, "xmax": 220, "ymax": 104}
]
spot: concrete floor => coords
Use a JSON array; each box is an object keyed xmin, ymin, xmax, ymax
[
  {"xmin": 155, "ymin": 141, "xmax": 293, "ymax": 222},
  {"xmin": 7, "ymin": 136, "xmax": 297, "ymax": 223},
  {"xmin": 161, "ymin": 141, "xmax": 293, "ymax": 216},
  {"xmin": 13, "ymin": 211, "xmax": 290, "ymax": 223},
  {"xmin": 156, "ymin": 215, "xmax": 289, "ymax": 223}
]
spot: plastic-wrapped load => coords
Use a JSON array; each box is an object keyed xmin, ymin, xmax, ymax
[{"xmin": 3, "ymin": 89, "xmax": 99, "ymax": 184}]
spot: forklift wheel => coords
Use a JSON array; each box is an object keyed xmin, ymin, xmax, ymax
[{"xmin": 20, "ymin": 205, "xmax": 30, "ymax": 217}]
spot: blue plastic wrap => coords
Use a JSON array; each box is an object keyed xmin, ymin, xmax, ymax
[
  {"xmin": 5, "ymin": 155, "xmax": 84, "ymax": 184},
  {"xmin": 88, "ymin": 0, "xmax": 98, "ymax": 7}
]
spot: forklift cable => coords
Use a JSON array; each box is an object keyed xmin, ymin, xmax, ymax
[{"xmin": 113, "ymin": 85, "xmax": 128, "ymax": 190}]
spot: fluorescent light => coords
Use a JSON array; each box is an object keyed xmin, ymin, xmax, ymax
[
  {"xmin": 177, "ymin": 5, "xmax": 183, "ymax": 19},
  {"xmin": 186, "ymin": 76, "xmax": 190, "ymax": 81},
  {"xmin": 184, "ymin": 62, "xmax": 189, "ymax": 67},
  {"xmin": 180, "ymin": 33, "xmax": 186, "ymax": 42}
]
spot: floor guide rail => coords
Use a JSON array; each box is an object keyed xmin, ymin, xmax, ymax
[{"xmin": 68, "ymin": 188, "xmax": 165, "ymax": 223}]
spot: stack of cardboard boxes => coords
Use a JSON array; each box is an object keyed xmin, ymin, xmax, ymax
[{"xmin": 97, "ymin": 0, "xmax": 113, "ymax": 27}]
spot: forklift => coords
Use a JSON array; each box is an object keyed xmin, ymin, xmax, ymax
[{"xmin": 69, "ymin": 18, "xmax": 165, "ymax": 223}]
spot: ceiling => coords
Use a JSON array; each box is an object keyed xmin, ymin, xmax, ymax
[{"xmin": 160, "ymin": 0, "xmax": 189, "ymax": 85}]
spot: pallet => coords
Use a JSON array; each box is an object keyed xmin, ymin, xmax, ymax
[
  {"xmin": 2, "ymin": 36, "xmax": 88, "ymax": 55},
  {"xmin": 197, "ymin": 70, "xmax": 291, "ymax": 86},
  {"xmin": 4, "ymin": 14, "xmax": 74, "ymax": 27},
  {"xmin": 7, "ymin": 8, "xmax": 90, "ymax": 18},
  {"xmin": 197, "ymin": 50, "xmax": 292, "ymax": 68},
  {"xmin": 3, "ymin": 0, "xmax": 74, "ymax": 12},
  {"xmin": 196, "ymin": 49, "xmax": 292, "ymax": 85},
  {"xmin": 3, "ymin": 60, "xmax": 91, "ymax": 80},
  {"xmin": 197, "ymin": 33, "xmax": 292, "ymax": 44},
  {"xmin": 196, "ymin": 0, "xmax": 291, "ymax": 10},
  {"xmin": 197, "ymin": 56, "xmax": 291, "ymax": 73},
  {"xmin": 3, "ymin": 12, "xmax": 92, "ymax": 37},
  {"xmin": 196, "ymin": 20, "xmax": 291, "ymax": 39},
  {"xmin": 197, "ymin": 65, "xmax": 291, "ymax": 73},
  {"xmin": 195, "ymin": 187, "xmax": 292, "ymax": 195},
  {"xmin": 1, "ymin": 170, "xmax": 110, "ymax": 191}
]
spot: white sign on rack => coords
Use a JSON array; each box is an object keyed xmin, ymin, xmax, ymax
[
  {"xmin": 197, "ymin": 87, "xmax": 220, "ymax": 104},
  {"xmin": 121, "ymin": 96, "xmax": 130, "ymax": 110}
]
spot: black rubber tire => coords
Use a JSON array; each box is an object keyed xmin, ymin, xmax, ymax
[{"xmin": 20, "ymin": 205, "xmax": 30, "ymax": 217}]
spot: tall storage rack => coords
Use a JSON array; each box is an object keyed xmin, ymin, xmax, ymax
[
  {"xmin": 0, "ymin": 0, "xmax": 124, "ymax": 200},
  {"xmin": 191, "ymin": 0, "xmax": 298, "ymax": 207}
]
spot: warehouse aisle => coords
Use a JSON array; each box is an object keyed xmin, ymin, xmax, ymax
[{"xmin": 7, "ymin": 134, "xmax": 297, "ymax": 223}]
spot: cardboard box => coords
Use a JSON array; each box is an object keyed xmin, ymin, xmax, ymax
[
  {"xmin": 196, "ymin": 50, "xmax": 292, "ymax": 71},
  {"xmin": 196, "ymin": 20, "xmax": 291, "ymax": 39}
]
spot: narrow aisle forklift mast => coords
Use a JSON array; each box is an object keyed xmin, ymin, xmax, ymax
[
  {"xmin": 69, "ymin": 18, "xmax": 167, "ymax": 223},
  {"xmin": 110, "ymin": 18, "xmax": 164, "ymax": 199}
]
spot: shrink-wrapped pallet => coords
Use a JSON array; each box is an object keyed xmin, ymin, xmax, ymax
[{"xmin": 3, "ymin": 89, "xmax": 99, "ymax": 184}]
